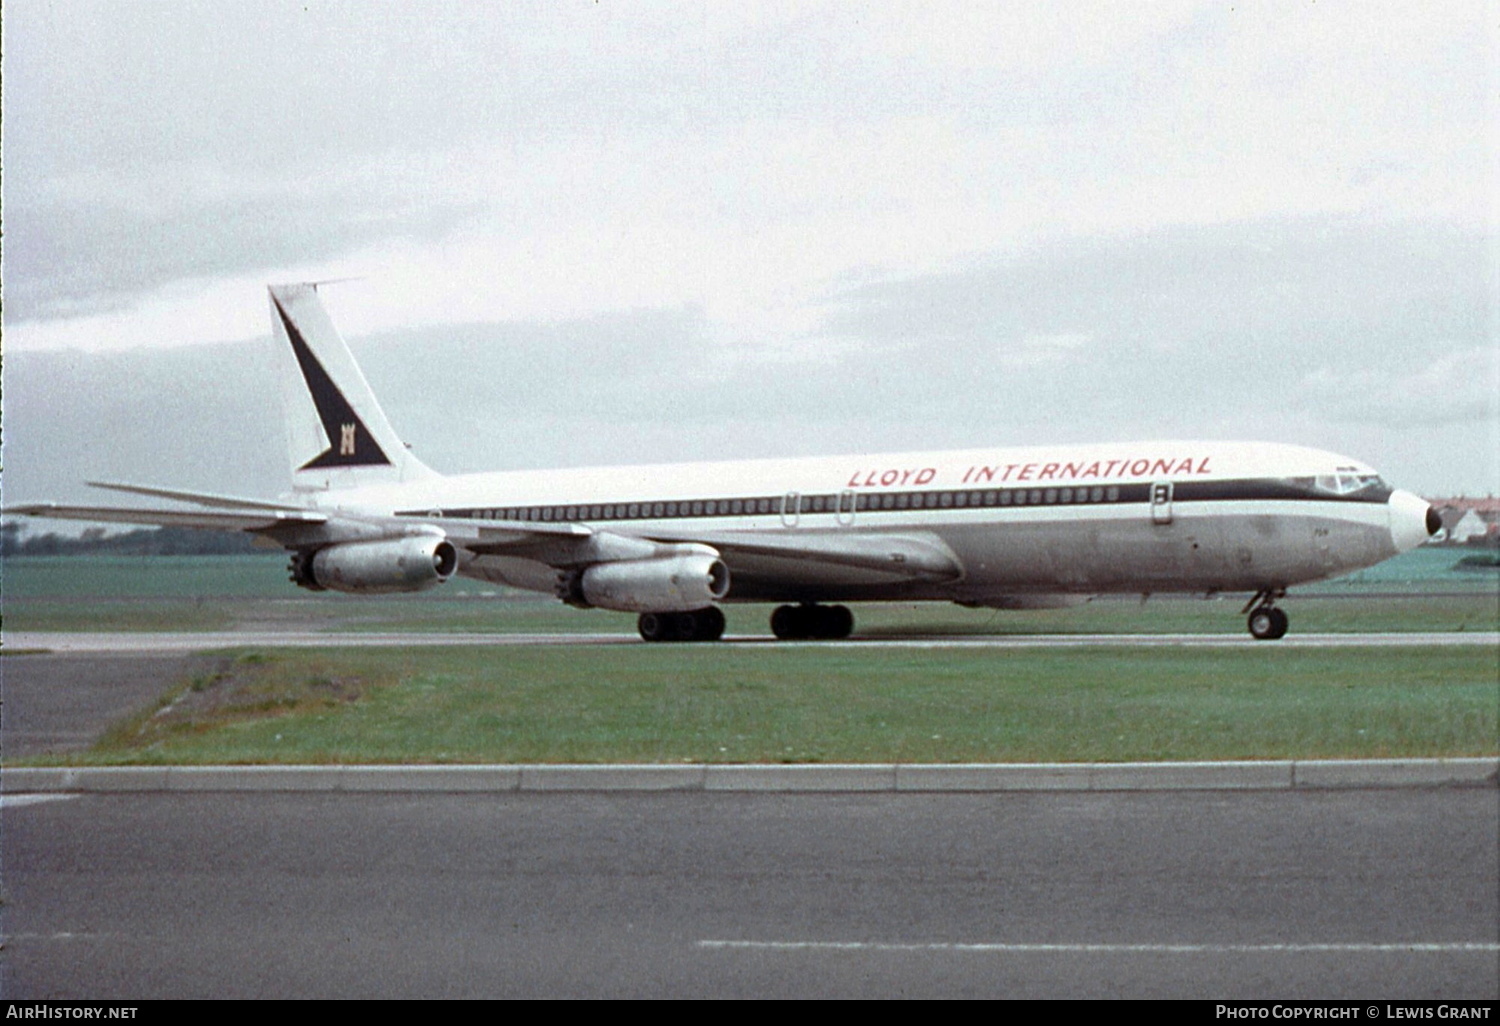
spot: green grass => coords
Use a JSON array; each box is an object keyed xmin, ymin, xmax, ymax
[
  {"xmin": 36, "ymin": 644, "xmax": 1498, "ymax": 767},
  {"xmin": 7, "ymin": 551, "xmax": 1496, "ymax": 768},
  {"xmin": 4, "ymin": 550, "xmax": 1495, "ymax": 635}
]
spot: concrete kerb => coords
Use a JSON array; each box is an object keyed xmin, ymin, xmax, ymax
[
  {"xmin": 1293, "ymin": 758, "xmax": 1500, "ymax": 789},
  {"xmin": 3, "ymin": 758, "xmax": 1495, "ymax": 794}
]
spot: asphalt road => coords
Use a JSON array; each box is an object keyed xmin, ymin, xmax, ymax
[
  {"xmin": 1, "ymin": 653, "xmax": 210, "ymax": 759},
  {"xmin": 2, "ymin": 789, "xmax": 1495, "ymax": 998}
]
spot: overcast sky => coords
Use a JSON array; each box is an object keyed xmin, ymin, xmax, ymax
[{"xmin": 4, "ymin": 0, "xmax": 1496, "ymax": 510}]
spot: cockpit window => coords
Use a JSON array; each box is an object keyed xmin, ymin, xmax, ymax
[{"xmin": 1292, "ymin": 469, "xmax": 1391, "ymax": 499}]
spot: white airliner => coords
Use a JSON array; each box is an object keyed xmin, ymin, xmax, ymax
[{"xmin": 12, "ymin": 283, "xmax": 1440, "ymax": 642}]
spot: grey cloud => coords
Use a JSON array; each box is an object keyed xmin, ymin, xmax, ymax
[
  {"xmin": 6, "ymin": 184, "xmax": 481, "ymax": 323},
  {"xmin": 816, "ymin": 218, "xmax": 1488, "ymax": 432},
  {"xmin": 3, "ymin": 341, "xmax": 288, "ymax": 506},
  {"xmin": 1292, "ymin": 346, "xmax": 1500, "ymax": 428},
  {"xmin": 6, "ymin": 211, "xmax": 1494, "ymax": 513}
]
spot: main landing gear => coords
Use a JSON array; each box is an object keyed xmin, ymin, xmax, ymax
[
  {"xmin": 637, "ymin": 607, "xmax": 726, "ymax": 642},
  {"xmin": 1243, "ymin": 590, "xmax": 1289, "ymax": 640},
  {"xmin": 770, "ymin": 603, "xmax": 854, "ymax": 640}
]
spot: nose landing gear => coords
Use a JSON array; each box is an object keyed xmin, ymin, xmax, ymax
[{"xmin": 1242, "ymin": 590, "xmax": 1289, "ymax": 640}]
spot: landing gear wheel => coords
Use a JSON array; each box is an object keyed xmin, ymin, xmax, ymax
[
  {"xmin": 638, "ymin": 611, "xmax": 671, "ymax": 642},
  {"xmin": 1247, "ymin": 606, "xmax": 1289, "ymax": 640},
  {"xmin": 686, "ymin": 606, "xmax": 726, "ymax": 641},
  {"xmin": 770, "ymin": 604, "xmax": 806, "ymax": 640},
  {"xmin": 770, "ymin": 603, "xmax": 854, "ymax": 640},
  {"xmin": 638, "ymin": 607, "xmax": 726, "ymax": 642},
  {"xmin": 822, "ymin": 604, "xmax": 854, "ymax": 639}
]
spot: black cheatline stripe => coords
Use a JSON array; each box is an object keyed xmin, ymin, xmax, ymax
[
  {"xmin": 1174, "ymin": 478, "xmax": 1391, "ymax": 504},
  {"xmin": 395, "ymin": 476, "xmax": 1391, "ymax": 525},
  {"xmin": 273, "ymin": 295, "xmax": 391, "ymax": 470}
]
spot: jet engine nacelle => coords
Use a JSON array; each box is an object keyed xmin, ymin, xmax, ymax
[
  {"xmin": 577, "ymin": 554, "xmax": 730, "ymax": 613},
  {"xmin": 292, "ymin": 537, "xmax": 458, "ymax": 594}
]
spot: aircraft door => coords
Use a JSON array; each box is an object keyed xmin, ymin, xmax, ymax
[{"xmin": 1151, "ymin": 481, "xmax": 1174, "ymax": 525}]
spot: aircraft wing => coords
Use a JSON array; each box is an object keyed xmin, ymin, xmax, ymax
[
  {"xmin": 12, "ymin": 483, "xmax": 961, "ymax": 587},
  {"xmin": 421, "ymin": 518, "xmax": 592, "ymax": 548},
  {"xmin": 646, "ymin": 527, "xmax": 962, "ymax": 585},
  {"xmin": 85, "ymin": 481, "xmax": 320, "ymax": 512},
  {"xmin": 9, "ymin": 489, "xmax": 590, "ymax": 549},
  {"xmin": 6, "ymin": 502, "xmax": 329, "ymax": 532},
  {"xmin": 445, "ymin": 521, "xmax": 960, "ymax": 583}
]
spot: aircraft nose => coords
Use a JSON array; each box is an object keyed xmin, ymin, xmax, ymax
[{"xmin": 1388, "ymin": 489, "xmax": 1440, "ymax": 553}]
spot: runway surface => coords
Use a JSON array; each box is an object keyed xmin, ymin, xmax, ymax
[
  {"xmin": 9, "ymin": 629, "xmax": 1498, "ymax": 653},
  {"xmin": 3, "ymin": 788, "xmax": 1494, "ymax": 998}
]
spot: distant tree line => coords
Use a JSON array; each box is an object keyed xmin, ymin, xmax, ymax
[{"xmin": 0, "ymin": 522, "xmax": 268, "ymax": 557}]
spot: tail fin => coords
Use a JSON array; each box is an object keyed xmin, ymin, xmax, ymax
[{"xmin": 268, "ymin": 283, "xmax": 438, "ymax": 491}]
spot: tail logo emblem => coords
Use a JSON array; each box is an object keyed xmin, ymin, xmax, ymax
[{"xmin": 271, "ymin": 293, "xmax": 392, "ymax": 470}]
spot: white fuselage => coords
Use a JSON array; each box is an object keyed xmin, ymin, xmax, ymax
[{"xmin": 296, "ymin": 439, "xmax": 1428, "ymax": 606}]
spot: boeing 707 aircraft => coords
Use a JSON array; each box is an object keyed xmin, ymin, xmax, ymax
[{"xmin": 11, "ymin": 283, "xmax": 1442, "ymax": 641}]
